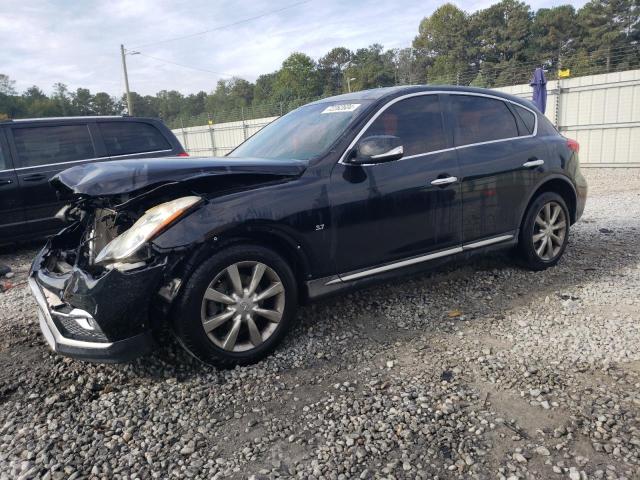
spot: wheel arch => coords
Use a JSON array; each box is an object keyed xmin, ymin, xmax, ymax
[
  {"xmin": 174, "ymin": 225, "xmax": 312, "ymax": 302},
  {"xmin": 521, "ymin": 176, "xmax": 578, "ymax": 227}
]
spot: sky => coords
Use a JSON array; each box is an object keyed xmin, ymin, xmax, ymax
[{"xmin": 0, "ymin": 0, "xmax": 589, "ymax": 97}]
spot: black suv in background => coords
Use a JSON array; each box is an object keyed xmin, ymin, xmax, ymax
[{"xmin": 0, "ymin": 117, "xmax": 186, "ymax": 244}]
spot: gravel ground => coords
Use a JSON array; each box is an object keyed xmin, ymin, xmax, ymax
[{"xmin": 0, "ymin": 168, "xmax": 639, "ymax": 480}]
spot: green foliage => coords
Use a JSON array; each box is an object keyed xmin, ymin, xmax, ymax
[{"xmin": 0, "ymin": 0, "xmax": 638, "ymax": 127}]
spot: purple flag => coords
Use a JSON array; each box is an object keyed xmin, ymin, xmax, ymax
[{"xmin": 530, "ymin": 67, "xmax": 547, "ymax": 113}]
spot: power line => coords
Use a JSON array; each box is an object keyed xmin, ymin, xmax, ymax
[
  {"xmin": 136, "ymin": 52, "xmax": 237, "ymax": 78},
  {"xmin": 131, "ymin": 0, "xmax": 311, "ymax": 49}
]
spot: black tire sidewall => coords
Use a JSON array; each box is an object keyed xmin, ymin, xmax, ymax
[
  {"xmin": 173, "ymin": 244, "xmax": 298, "ymax": 367},
  {"xmin": 519, "ymin": 192, "xmax": 570, "ymax": 270}
]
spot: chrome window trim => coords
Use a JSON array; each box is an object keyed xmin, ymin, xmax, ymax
[
  {"xmin": 326, "ymin": 233, "xmax": 514, "ymax": 285},
  {"xmin": 13, "ymin": 148, "xmax": 174, "ymax": 171},
  {"xmin": 338, "ymin": 90, "xmax": 538, "ymax": 166}
]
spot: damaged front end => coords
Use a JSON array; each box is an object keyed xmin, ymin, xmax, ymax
[
  {"xmin": 29, "ymin": 198, "xmax": 198, "ymax": 362},
  {"xmin": 29, "ymin": 156, "xmax": 307, "ymax": 362}
]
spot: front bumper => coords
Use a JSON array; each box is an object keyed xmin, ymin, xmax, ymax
[
  {"xmin": 28, "ymin": 233, "xmax": 169, "ymax": 363},
  {"xmin": 29, "ymin": 276, "xmax": 154, "ymax": 362}
]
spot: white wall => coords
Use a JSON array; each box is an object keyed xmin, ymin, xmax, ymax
[
  {"xmin": 175, "ymin": 69, "xmax": 640, "ymax": 167},
  {"xmin": 495, "ymin": 69, "xmax": 640, "ymax": 167}
]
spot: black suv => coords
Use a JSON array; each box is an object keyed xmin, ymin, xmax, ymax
[
  {"xmin": 29, "ymin": 86, "xmax": 587, "ymax": 367},
  {"xmin": 0, "ymin": 116, "xmax": 186, "ymax": 244}
]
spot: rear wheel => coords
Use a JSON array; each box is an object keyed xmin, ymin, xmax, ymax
[
  {"xmin": 173, "ymin": 244, "xmax": 298, "ymax": 367},
  {"xmin": 518, "ymin": 192, "xmax": 570, "ymax": 270}
]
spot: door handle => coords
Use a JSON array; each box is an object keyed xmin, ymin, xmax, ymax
[
  {"xmin": 22, "ymin": 173, "xmax": 48, "ymax": 182},
  {"xmin": 431, "ymin": 176, "xmax": 458, "ymax": 186},
  {"xmin": 523, "ymin": 159, "xmax": 544, "ymax": 168},
  {"xmin": 0, "ymin": 179, "xmax": 12, "ymax": 186}
]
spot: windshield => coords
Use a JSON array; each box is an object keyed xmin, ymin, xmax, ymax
[{"xmin": 228, "ymin": 100, "xmax": 372, "ymax": 160}]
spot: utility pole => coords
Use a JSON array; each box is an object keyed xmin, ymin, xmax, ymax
[
  {"xmin": 347, "ymin": 77, "xmax": 356, "ymax": 93},
  {"xmin": 120, "ymin": 44, "xmax": 133, "ymax": 116}
]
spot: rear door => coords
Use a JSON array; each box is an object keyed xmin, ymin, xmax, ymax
[
  {"xmin": 447, "ymin": 94, "xmax": 547, "ymax": 244},
  {"xmin": 97, "ymin": 120, "xmax": 175, "ymax": 159},
  {"xmin": 0, "ymin": 127, "xmax": 24, "ymax": 241},
  {"xmin": 8, "ymin": 121, "xmax": 99, "ymax": 235}
]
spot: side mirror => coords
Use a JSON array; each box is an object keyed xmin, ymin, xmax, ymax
[{"xmin": 350, "ymin": 135, "xmax": 404, "ymax": 164}]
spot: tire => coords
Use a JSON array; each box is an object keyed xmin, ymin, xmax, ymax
[
  {"xmin": 172, "ymin": 244, "xmax": 298, "ymax": 368},
  {"xmin": 517, "ymin": 192, "xmax": 570, "ymax": 271}
]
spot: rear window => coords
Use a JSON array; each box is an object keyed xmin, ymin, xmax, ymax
[
  {"xmin": 12, "ymin": 125, "xmax": 95, "ymax": 168},
  {"xmin": 99, "ymin": 122, "xmax": 171, "ymax": 156},
  {"xmin": 450, "ymin": 96, "xmax": 519, "ymax": 147},
  {"xmin": 0, "ymin": 141, "xmax": 6, "ymax": 170},
  {"xmin": 513, "ymin": 105, "xmax": 536, "ymax": 135}
]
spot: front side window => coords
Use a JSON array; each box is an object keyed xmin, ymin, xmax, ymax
[
  {"xmin": 99, "ymin": 122, "xmax": 171, "ymax": 156},
  {"xmin": 12, "ymin": 125, "xmax": 95, "ymax": 168},
  {"xmin": 229, "ymin": 100, "xmax": 373, "ymax": 161},
  {"xmin": 362, "ymin": 95, "xmax": 446, "ymax": 157},
  {"xmin": 450, "ymin": 96, "xmax": 519, "ymax": 147}
]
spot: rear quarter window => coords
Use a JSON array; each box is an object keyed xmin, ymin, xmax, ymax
[
  {"xmin": 12, "ymin": 125, "xmax": 95, "ymax": 168},
  {"xmin": 99, "ymin": 122, "xmax": 171, "ymax": 156},
  {"xmin": 513, "ymin": 105, "xmax": 536, "ymax": 135}
]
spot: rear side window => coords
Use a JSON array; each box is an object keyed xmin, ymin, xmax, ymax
[
  {"xmin": 450, "ymin": 96, "xmax": 519, "ymax": 147},
  {"xmin": 99, "ymin": 122, "xmax": 171, "ymax": 156},
  {"xmin": 513, "ymin": 105, "xmax": 536, "ymax": 135},
  {"xmin": 12, "ymin": 125, "xmax": 95, "ymax": 168},
  {"xmin": 364, "ymin": 95, "xmax": 446, "ymax": 156},
  {"xmin": 0, "ymin": 141, "xmax": 6, "ymax": 170}
]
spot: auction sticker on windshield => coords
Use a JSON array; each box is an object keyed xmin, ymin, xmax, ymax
[{"xmin": 321, "ymin": 103, "xmax": 361, "ymax": 114}]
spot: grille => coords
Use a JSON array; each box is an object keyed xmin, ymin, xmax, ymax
[{"xmin": 53, "ymin": 314, "xmax": 109, "ymax": 343}]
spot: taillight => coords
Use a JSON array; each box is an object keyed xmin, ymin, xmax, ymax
[
  {"xmin": 177, "ymin": 152, "xmax": 189, "ymax": 157},
  {"xmin": 567, "ymin": 138, "xmax": 579, "ymax": 153}
]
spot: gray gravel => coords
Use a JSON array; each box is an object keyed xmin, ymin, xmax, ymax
[{"xmin": 0, "ymin": 168, "xmax": 639, "ymax": 479}]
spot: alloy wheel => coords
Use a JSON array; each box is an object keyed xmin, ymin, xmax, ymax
[
  {"xmin": 532, "ymin": 201, "xmax": 567, "ymax": 261},
  {"xmin": 200, "ymin": 261, "xmax": 285, "ymax": 352}
]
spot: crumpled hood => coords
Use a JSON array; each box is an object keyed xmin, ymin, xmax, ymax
[{"xmin": 51, "ymin": 156, "xmax": 308, "ymax": 197}]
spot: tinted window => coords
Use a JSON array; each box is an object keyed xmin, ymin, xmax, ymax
[
  {"xmin": 13, "ymin": 125, "xmax": 95, "ymax": 168},
  {"xmin": 0, "ymin": 141, "xmax": 6, "ymax": 170},
  {"xmin": 451, "ymin": 96, "xmax": 518, "ymax": 146},
  {"xmin": 99, "ymin": 122, "xmax": 171, "ymax": 156},
  {"xmin": 363, "ymin": 95, "xmax": 446, "ymax": 156},
  {"xmin": 513, "ymin": 105, "xmax": 536, "ymax": 135}
]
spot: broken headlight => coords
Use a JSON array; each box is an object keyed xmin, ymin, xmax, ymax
[{"xmin": 94, "ymin": 196, "xmax": 202, "ymax": 265}]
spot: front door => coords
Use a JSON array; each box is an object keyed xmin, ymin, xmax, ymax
[
  {"xmin": 8, "ymin": 122, "xmax": 99, "ymax": 236},
  {"xmin": 0, "ymin": 129, "xmax": 23, "ymax": 241},
  {"xmin": 330, "ymin": 94, "xmax": 462, "ymax": 275}
]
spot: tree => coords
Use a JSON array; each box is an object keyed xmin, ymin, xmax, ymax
[
  {"xmin": 253, "ymin": 73, "xmax": 277, "ymax": 105},
  {"xmin": 318, "ymin": 47, "xmax": 353, "ymax": 95},
  {"xmin": 531, "ymin": 6, "xmax": 581, "ymax": 68},
  {"xmin": 471, "ymin": 0, "xmax": 533, "ymax": 64},
  {"xmin": 0, "ymin": 74, "xmax": 16, "ymax": 95},
  {"xmin": 347, "ymin": 44, "xmax": 395, "ymax": 91},
  {"xmin": 71, "ymin": 88, "xmax": 93, "ymax": 115},
  {"xmin": 578, "ymin": 0, "xmax": 638, "ymax": 72},
  {"xmin": 272, "ymin": 53, "xmax": 321, "ymax": 101},
  {"xmin": 93, "ymin": 92, "xmax": 118, "ymax": 115}
]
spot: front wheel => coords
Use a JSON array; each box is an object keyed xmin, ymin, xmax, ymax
[
  {"xmin": 173, "ymin": 244, "xmax": 298, "ymax": 368},
  {"xmin": 517, "ymin": 192, "xmax": 570, "ymax": 271}
]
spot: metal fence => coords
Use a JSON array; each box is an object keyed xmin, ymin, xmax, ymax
[{"xmin": 173, "ymin": 68, "xmax": 640, "ymax": 167}]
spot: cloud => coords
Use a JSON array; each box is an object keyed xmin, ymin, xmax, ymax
[{"xmin": 0, "ymin": 0, "xmax": 589, "ymax": 96}]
